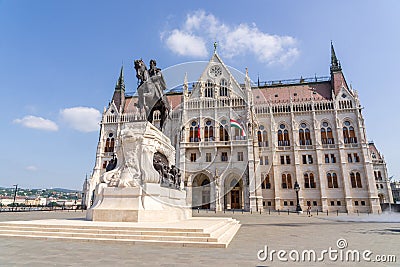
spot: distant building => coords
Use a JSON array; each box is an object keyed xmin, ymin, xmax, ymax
[
  {"xmin": 391, "ymin": 181, "xmax": 400, "ymax": 204},
  {"xmin": 84, "ymin": 44, "xmax": 392, "ymax": 213}
]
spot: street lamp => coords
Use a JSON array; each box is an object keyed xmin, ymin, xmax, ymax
[
  {"xmin": 294, "ymin": 181, "xmax": 302, "ymax": 213},
  {"xmin": 12, "ymin": 184, "xmax": 18, "ymax": 207}
]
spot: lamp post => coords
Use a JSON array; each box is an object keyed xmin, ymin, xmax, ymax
[
  {"xmin": 294, "ymin": 181, "xmax": 302, "ymax": 213},
  {"xmin": 12, "ymin": 184, "xmax": 18, "ymax": 207}
]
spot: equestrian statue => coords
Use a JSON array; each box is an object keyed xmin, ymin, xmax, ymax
[{"xmin": 134, "ymin": 59, "xmax": 170, "ymax": 130}]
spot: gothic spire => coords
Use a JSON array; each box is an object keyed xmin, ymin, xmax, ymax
[
  {"xmin": 330, "ymin": 41, "xmax": 342, "ymax": 72},
  {"xmin": 115, "ymin": 65, "xmax": 125, "ymax": 91},
  {"xmin": 112, "ymin": 65, "xmax": 126, "ymax": 112}
]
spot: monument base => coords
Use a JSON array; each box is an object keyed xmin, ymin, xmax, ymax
[{"xmin": 86, "ymin": 184, "xmax": 191, "ymax": 222}]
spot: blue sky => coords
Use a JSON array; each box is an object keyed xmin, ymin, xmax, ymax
[{"xmin": 1, "ymin": 1, "xmax": 399, "ymax": 189}]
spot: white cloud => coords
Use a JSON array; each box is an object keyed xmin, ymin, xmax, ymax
[
  {"xmin": 162, "ymin": 10, "xmax": 299, "ymax": 65},
  {"xmin": 25, "ymin": 165, "xmax": 38, "ymax": 171},
  {"xmin": 60, "ymin": 107, "xmax": 101, "ymax": 133},
  {"xmin": 13, "ymin": 115, "xmax": 58, "ymax": 131},
  {"xmin": 165, "ymin": 30, "xmax": 208, "ymax": 57}
]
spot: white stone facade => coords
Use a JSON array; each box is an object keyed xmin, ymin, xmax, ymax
[{"xmin": 84, "ymin": 48, "xmax": 392, "ymax": 213}]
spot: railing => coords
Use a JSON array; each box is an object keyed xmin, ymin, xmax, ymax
[
  {"xmin": 185, "ymin": 97, "xmax": 246, "ymax": 110},
  {"xmin": 255, "ymin": 100, "xmax": 336, "ymax": 115},
  {"xmin": 103, "ymin": 113, "xmax": 147, "ymax": 124},
  {"xmin": 253, "ymin": 76, "xmax": 331, "ymax": 87},
  {"xmin": 181, "ymin": 140, "xmax": 248, "ymax": 148}
]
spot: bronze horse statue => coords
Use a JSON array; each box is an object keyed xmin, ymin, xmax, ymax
[{"xmin": 134, "ymin": 59, "xmax": 170, "ymax": 130}]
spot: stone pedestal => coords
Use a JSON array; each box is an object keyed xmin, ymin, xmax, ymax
[
  {"xmin": 87, "ymin": 183, "xmax": 191, "ymax": 222},
  {"xmin": 87, "ymin": 121, "xmax": 190, "ymax": 222}
]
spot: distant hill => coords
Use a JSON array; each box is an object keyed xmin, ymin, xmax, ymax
[{"xmin": 50, "ymin": 188, "xmax": 80, "ymax": 193}]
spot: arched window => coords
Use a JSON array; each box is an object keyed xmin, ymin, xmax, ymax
[
  {"xmin": 299, "ymin": 129, "xmax": 305, "ymax": 146},
  {"xmin": 304, "ymin": 173, "xmax": 316, "ymax": 188},
  {"xmin": 261, "ymin": 174, "xmax": 271, "ymax": 189},
  {"xmin": 321, "ymin": 122, "xmax": 335, "ymax": 144},
  {"xmin": 299, "ymin": 123, "xmax": 312, "ymax": 146},
  {"xmin": 350, "ymin": 172, "xmax": 362, "ymax": 188},
  {"xmin": 327, "ymin": 173, "xmax": 333, "ymax": 188},
  {"xmin": 321, "ymin": 128, "xmax": 327, "ymax": 144},
  {"xmin": 105, "ymin": 138, "xmax": 110, "ymax": 152},
  {"xmin": 219, "ymin": 125, "xmax": 229, "ymax": 141},
  {"xmin": 350, "ymin": 172, "xmax": 356, "ymax": 188},
  {"xmin": 219, "ymin": 79, "xmax": 228, "ymax": 97},
  {"xmin": 282, "ymin": 174, "xmax": 292, "ymax": 189},
  {"xmin": 356, "ymin": 172, "xmax": 362, "ymax": 188},
  {"xmin": 104, "ymin": 133, "xmax": 115, "ymax": 152},
  {"xmin": 205, "ymin": 80, "xmax": 214, "ymax": 98},
  {"xmin": 332, "ymin": 173, "xmax": 338, "ymax": 188},
  {"xmin": 327, "ymin": 172, "xmax": 338, "ymax": 188},
  {"xmin": 204, "ymin": 120, "xmax": 214, "ymax": 141},
  {"xmin": 284, "ymin": 130, "xmax": 290, "ymax": 146},
  {"xmin": 327, "ymin": 128, "xmax": 334, "ymax": 144},
  {"xmin": 278, "ymin": 124, "xmax": 290, "ymax": 146},
  {"xmin": 189, "ymin": 121, "xmax": 199, "ymax": 142},
  {"xmin": 304, "ymin": 173, "xmax": 309, "ymax": 188},
  {"xmin": 257, "ymin": 126, "xmax": 268, "ymax": 147},
  {"xmin": 343, "ymin": 121, "xmax": 357, "ymax": 144},
  {"xmin": 278, "ymin": 130, "xmax": 284, "ymax": 146},
  {"xmin": 305, "ymin": 128, "xmax": 312, "ymax": 145}
]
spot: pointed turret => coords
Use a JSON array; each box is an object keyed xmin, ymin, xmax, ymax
[
  {"xmin": 330, "ymin": 41, "xmax": 342, "ymax": 73},
  {"xmin": 111, "ymin": 65, "xmax": 126, "ymax": 112},
  {"xmin": 329, "ymin": 42, "xmax": 348, "ymax": 97}
]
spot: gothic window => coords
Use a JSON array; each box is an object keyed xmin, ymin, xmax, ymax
[
  {"xmin": 327, "ymin": 172, "xmax": 338, "ymax": 188},
  {"xmin": 282, "ymin": 174, "xmax": 292, "ymax": 189},
  {"xmin": 350, "ymin": 172, "xmax": 362, "ymax": 188},
  {"xmin": 299, "ymin": 129, "xmax": 305, "ymax": 146},
  {"xmin": 284, "ymin": 130, "xmax": 290, "ymax": 146},
  {"xmin": 237, "ymin": 152, "xmax": 244, "ymax": 161},
  {"xmin": 356, "ymin": 172, "xmax": 362, "ymax": 188},
  {"xmin": 261, "ymin": 174, "xmax": 271, "ymax": 189},
  {"xmin": 332, "ymin": 173, "xmax": 338, "ymax": 188},
  {"xmin": 205, "ymin": 80, "xmax": 214, "ymax": 98},
  {"xmin": 189, "ymin": 121, "xmax": 199, "ymax": 142},
  {"xmin": 190, "ymin": 153, "xmax": 196, "ymax": 162},
  {"xmin": 221, "ymin": 152, "xmax": 228, "ymax": 162},
  {"xmin": 278, "ymin": 124, "xmax": 290, "ymax": 146},
  {"xmin": 321, "ymin": 122, "xmax": 335, "ymax": 144},
  {"xmin": 343, "ymin": 121, "xmax": 357, "ymax": 144},
  {"xmin": 304, "ymin": 173, "xmax": 316, "ymax": 188},
  {"xmin": 104, "ymin": 133, "xmax": 115, "ymax": 152},
  {"xmin": 299, "ymin": 123, "xmax": 312, "ymax": 145},
  {"xmin": 204, "ymin": 120, "xmax": 214, "ymax": 141},
  {"xmin": 257, "ymin": 125, "xmax": 268, "ymax": 147},
  {"xmin": 219, "ymin": 125, "xmax": 229, "ymax": 141},
  {"xmin": 219, "ymin": 79, "xmax": 228, "ymax": 97},
  {"xmin": 278, "ymin": 130, "xmax": 283, "ymax": 146}
]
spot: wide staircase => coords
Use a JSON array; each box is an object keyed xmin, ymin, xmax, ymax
[{"xmin": 0, "ymin": 217, "xmax": 240, "ymax": 248}]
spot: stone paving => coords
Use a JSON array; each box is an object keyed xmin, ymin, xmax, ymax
[{"xmin": 0, "ymin": 210, "xmax": 399, "ymax": 266}]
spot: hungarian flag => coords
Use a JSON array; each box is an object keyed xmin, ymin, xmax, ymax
[{"xmin": 230, "ymin": 119, "xmax": 246, "ymax": 137}]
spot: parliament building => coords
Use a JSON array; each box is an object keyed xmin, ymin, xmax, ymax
[{"xmin": 83, "ymin": 44, "xmax": 393, "ymax": 213}]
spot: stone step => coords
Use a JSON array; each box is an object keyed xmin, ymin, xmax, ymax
[
  {"xmin": 0, "ymin": 229, "xmax": 219, "ymax": 242},
  {"xmin": 0, "ymin": 222, "xmax": 204, "ymax": 233},
  {"xmin": 0, "ymin": 233, "xmax": 227, "ymax": 248},
  {"xmin": 209, "ymin": 220, "xmax": 238, "ymax": 238},
  {"xmin": 0, "ymin": 225, "xmax": 211, "ymax": 237},
  {"xmin": 0, "ymin": 218, "xmax": 240, "ymax": 248}
]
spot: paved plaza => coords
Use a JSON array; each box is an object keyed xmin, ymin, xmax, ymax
[{"xmin": 0, "ymin": 210, "xmax": 399, "ymax": 266}]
